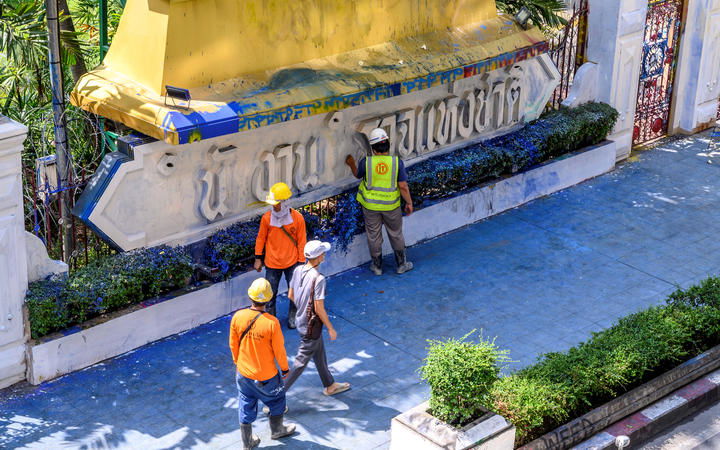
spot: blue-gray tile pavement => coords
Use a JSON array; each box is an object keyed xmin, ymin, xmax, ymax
[{"xmin": 2, "ymin": 131, "xmax": 720, "ymax": 449}]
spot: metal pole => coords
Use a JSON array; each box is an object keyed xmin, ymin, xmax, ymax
[
  {"xmin": 99, "ymin": 0, "xmax": 108, "ymax": 60},
  {"xmin": 45, "ymin": 0, "xmax": 73, "ymax": 262}
]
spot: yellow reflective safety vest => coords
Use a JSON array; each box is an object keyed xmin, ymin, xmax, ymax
[{"xmin": 357, "ymin": 155, "xmax": 401, "ymax": 211}]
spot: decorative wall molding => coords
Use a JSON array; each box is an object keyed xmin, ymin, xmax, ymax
[
  {"xmin": 76, "ymin": 55, "xmax": 561, "ymax": 251},
  {"xmin": 671, "ymin": 0, "xmax": 720, "ymax": 133},
  {"xmin": 0, "ymin": 117, "xmax": 29, "ymax": 389},
  {"xmin": 562, "ymin": 62, "xmax": 599, "ymax": 108},
  {"xmin": 587, "ymin": 0, "xmax": 648, "ymax": 160}
]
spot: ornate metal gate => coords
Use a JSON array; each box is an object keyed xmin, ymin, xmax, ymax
[{"xmin": 632, "ymin": 0, "xmax": 684, "ymax": 146}]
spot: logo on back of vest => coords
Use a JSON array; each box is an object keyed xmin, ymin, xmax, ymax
[{"xmin": 375, "ymin": 163, "xmax": 389, "ymax": 175}]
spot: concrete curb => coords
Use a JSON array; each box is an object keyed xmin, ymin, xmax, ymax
[{"xmin": 574, "ymin": 368, "xmax": 720, "ymax": 449}]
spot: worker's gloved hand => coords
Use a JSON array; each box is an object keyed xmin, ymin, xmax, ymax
[
  {"xmin": 253, "ymin": 259, "xmax": 263, "ymax": 272},
  {"xmin": 404, "ymin": 203, "xmax": 414, "ymax": 215},
  {"xmin": 345, "ymin": 155, "xmax": 355, "ymax": 167}
]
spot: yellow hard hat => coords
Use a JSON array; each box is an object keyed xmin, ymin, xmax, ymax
[
  {"xmin": 265, "ymin": 182, "xmax": 293, "ymax": 205},
  {"xmin": 248, "ymin": 278, "xmax": 273, "ymax": 303}
]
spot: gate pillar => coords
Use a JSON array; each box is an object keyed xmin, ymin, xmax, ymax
[
  {"xmin": 586, "ymin": 0, "xmax": 648, "ymax": 160},
  {"xmin": 0, "ymin": 117, "xmax": 29, "ymax": 389},
  {"xmin": 671, "ymin": 0, "xmax": 720, "ymax": 134}
]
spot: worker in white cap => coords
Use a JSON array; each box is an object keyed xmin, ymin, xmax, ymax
[
  {"xmin": 284, "ymin": 240, "xmax": 351, "ymax": 396},
  {"xmin": 229, "ymin": 278, "xmax": 296, "ymax": 449},
  {"xmin": 345, "ymin": 128, "xmax": 414, "ymax": 275},
  {"xmin": 254, "ymin": 182, "xmax": 307, "ymax": 328}
]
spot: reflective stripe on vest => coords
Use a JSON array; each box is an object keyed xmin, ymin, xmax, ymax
[{"xmin": 356, "ymin": 155, "xmax": 401, "ymax": 211}]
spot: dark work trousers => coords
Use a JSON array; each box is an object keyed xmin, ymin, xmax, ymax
[
  {"xmin": 362, "ymin": 206, "xmax": 406, "ymax": 258},
  {"xmin": 283, "ymin": 337, "xmax": 335, "ymax": 391},
  {"xmin": 265, "ymin": 264, "xmax": 298, "ymax": 319}
]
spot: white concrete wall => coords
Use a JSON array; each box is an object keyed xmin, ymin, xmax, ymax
[
  {"xmin": 0, "ymin": 117, "xmax": 29, "ymax": 389},
  {"xmin": 671, "ymin": 0, "xmax": 720, "ymax": 134},
  {"xmin": 27, "ymin": 140, "xmax": 615, "ymax": 384},
  {"xmin": 587, "ymin": 0, "xmax": 648, "ymax": 161}
]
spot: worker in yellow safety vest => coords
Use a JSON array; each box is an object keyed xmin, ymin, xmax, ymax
[{"xmin": 345, "ymin": 128, "xmax": 414, "ymax": 275}]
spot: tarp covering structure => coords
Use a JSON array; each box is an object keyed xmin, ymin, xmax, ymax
[{"xmin": 70, "ymin": 0, "xmax": 548, "ymax": 145}]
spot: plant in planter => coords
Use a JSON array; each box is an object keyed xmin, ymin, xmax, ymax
[
  {"xmin": 420, "ymin": 331, "xmax": 510, "ymax": 426},
  {"xmin": 26, "ymin": 245, "xmax": 194, "ymax": 339}
]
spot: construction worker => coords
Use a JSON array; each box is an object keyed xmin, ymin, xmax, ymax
[
  {"xmin": 284, "ymin": 240, "xmax": 351, "ymax": 396},
  {"xmin": 345, "ymin": 128, "xmax": 414, "ymax": 275},
  {"xmin": 229, "ymin": 278, "xmax": 296, "ymax": 449},
  {"xmin": 254, "ymin": 182, "xmax": 307, "ymax": 328}
]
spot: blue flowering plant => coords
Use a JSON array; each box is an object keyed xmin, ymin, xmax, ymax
[{"xmin": 27, "ymin": 245, "xmax": 193, "ymax": 338}]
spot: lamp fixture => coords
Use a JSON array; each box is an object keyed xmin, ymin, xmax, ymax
[{"xmin": 164, "ymin": 85, "xmax": 191, "ymax": 110}]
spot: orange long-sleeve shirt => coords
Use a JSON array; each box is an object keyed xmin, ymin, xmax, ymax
[
  {"xmin": 229, "ymin": 308, "xmax": 289, "ymax": 381},
  {"xmin": 254, "ymin": 209, "xmax": 306, "ymax": 269}
]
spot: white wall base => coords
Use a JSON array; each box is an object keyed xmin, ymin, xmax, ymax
[
  {"xmin": 390, "ymin": 401, "xmax": 516, "ymax": 450},
  {"xmin": 0, "ymin": 343, "xmax": 27, "ymax": 389},
  {"xmin": 27, "ymin": 140, "xmax": 616, "ymax": 384}
]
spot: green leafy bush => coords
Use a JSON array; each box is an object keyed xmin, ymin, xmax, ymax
[
  {"xmin": 666, "ymin": 276, "xmax": 720, "ymax": 309},
  {"xmin": 27, "ymin": 245, "xmax": 193, "ymax": 338},
  {"xmin": 480, "ymin": 277, "xmax": 720, "ymax": 445},
  {"xmin": 421, "ymin": 331, "xmax": 509, "ymax": 426},
  {"xmin": 25, "ymin": 277, "xmax": 69, "ymax": 339}
]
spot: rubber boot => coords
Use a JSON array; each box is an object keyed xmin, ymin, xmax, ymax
[
  {"xmin": 394, "ymin": 250, "xmax": 414, "ymax": 274},
  {"xmin": 269, "ymin": 414, "xmax": 296, "ymax": 439},
  {"xmin": 240, "ymin": 424, "xmax": 260, "ymax": 449},
  {"xmin": 287, "ymin": 301, "xmax": 297, "ymax": 329},
  {"xmin": 369, "ymin": 256, "xmax": 383, "ymax": 276}
]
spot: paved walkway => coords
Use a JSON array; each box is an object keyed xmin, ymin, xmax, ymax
[
  {"xmin": 2, "ymin": 131, "xmax": 720, "ymax": 450},
  {"xmin": 641, "ymin": 400, "xmax": 720, "ymax": 449}
]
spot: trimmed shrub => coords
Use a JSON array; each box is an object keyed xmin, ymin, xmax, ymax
[
  {"xmin": 479, "ymin": 276, "xmax": 720, "ymax": 446},
  {"xmin": 421, "ymin": 331, "xmax": 509, "ymax": 426},
  {"xmin": 205, "ymin": 218, "xmax": 261, "ymax": 276},
  {"xmin": 25, "ymin": 277, "xmax": 69, "ymax": 339},
  {"xmin": 204, "ymin": 210, "xmax": 326, "ymax": 277},
  {"xmin": 26, "ymin": 245, "xmax": 193, "ymax": 338},
  {"xmin": 407, "ymin": 102, "xmax": 617, "ymax": 205}
]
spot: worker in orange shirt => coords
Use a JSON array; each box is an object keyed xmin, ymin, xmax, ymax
[
  {"xmin": 254, "ymin": 182, "xmax": 307, "ymax": 329},
  {"xmin": 229, "ymin": 278, "xmax": 296, "ymax": 449}
]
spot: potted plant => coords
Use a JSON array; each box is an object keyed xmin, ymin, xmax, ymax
[{"xmin": 391, "ymin": 331, "xmax": 516, "ymax": 450}]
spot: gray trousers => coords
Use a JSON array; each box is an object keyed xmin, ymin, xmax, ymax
[
  {"xmin": 284, "ymin": 337, "xmax": 335, "ymax": 390},
  {"xmin": 362, "ymin": 206, "xmax": 406, "ymax": 258}
]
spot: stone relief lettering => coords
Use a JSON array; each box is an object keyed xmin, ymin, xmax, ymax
[
  {"xmin": 505, "ymin": 66, "xmax": 525, "ymax": 125},
  {"xmin": 474, "ymin": 86, "xmax": 490, "ymax": 133},
  {"xmin": 251, "ymin": 138, "xmax": 323, "ymax": 201},
  {"xmin": 396, "ymin": 109, "xmax": 416, "ymax": 158},
  {"xmin": 457, "ymin": 91, "xmax": 475, "ymax": 139},
  {"xmin": 356, "ymin": 66, "xmax": 527, "ymax": 160},
  {"xmin": 293, "ymin": 139, "xmax": 321, "ymax": 191},
  {"xmin": 199, "ymin": 146, "xmax": 234, "ymax": 222},
  {"xmin": 251, "ymin": 145, "xmax": 293, "ymax": 202}
]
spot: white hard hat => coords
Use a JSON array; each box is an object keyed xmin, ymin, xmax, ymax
[
  {"xmin": 368, "ymin": 128, "xmax": 389, "ymax": 145},
  {"xmin": 304, "ymin": 240, "xmax": 332, "ymax": 259}
]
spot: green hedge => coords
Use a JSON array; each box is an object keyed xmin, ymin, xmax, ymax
[
  {"xmin": 407, "ymin": 102, "xmax": 619, "ymax": 205},
  {"xmin": 26, "ymin": 246, "xmax": 193, "ymax": 339},
  {"xmin": 480, "ymin": 277, "xmax": 720, "ymax": 445}
]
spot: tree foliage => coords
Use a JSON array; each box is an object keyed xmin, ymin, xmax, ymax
[{"xmin": 496, "ymin": 0, "xmax": 568, "ymax": 29}]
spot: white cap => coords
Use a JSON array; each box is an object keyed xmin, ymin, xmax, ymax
[
  {"xmin": 304, "ymin": 240, "xmax": 332, "ymax": 259},
  {"xmin": 368, "ymin": 128, "xmax": 389, "ymax": 145}
]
